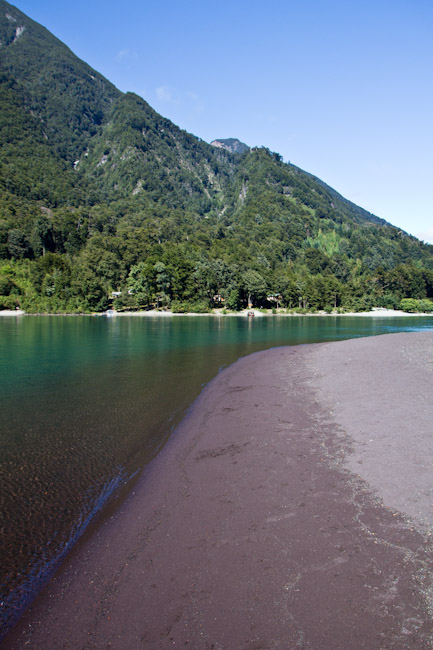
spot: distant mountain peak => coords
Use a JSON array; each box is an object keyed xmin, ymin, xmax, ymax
[{"xmin": 210, "ymin": 138, "xmax": 250, "ymax": 154}]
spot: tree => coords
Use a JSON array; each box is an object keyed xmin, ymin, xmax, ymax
[
  {"xmin": 154, "ymin": 262, "xmax": 171, "ymax": 308},
  {"xmin": 31, "ymin": 215, "xmax": 54, "ymax": 257},
  {"xmin": 127, "ymin": 262, "xmax": 152, "ymax": 308},
  {"xmin": 304, "ymin": 247, "xmax": 333, "ymax": 275},
  {"xmin": 7, "ymin": 229, "xmax": 30, "ymax": 259},
  {"xmin": 226, "ymin": 288, "xmax": 241, "ymax": 310},
  {"xmin": 242, "ymin": 270, "xmax": 267, "ymax": 307},
  {"xmin": 316, "ymin": 275, "xmax": 343, "ymax": 309}
]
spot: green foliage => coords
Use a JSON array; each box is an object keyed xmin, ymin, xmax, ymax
[
  {"xmin": 226, "ymin": 288, "xmax": 241, "ymax": 310},
  {"xmin": 307, "ymin": 227, "xmax": 340, "ymax": 256},
  {"xmin": 171, "ymin": 300, "xmax": 211, "ymax": 313},
  {"xmin": 400, "ymin": 298, "xmax": 433, "ymax": 313},
  {"xmin": 0, "ymin": 73, "xmax": 83, "ymax": 207},
  {"xmin": 7, "ymin": 228, "xmax": 29, "ymax": 258},
  {"xmin": 376, "ymin": 293, "xmax": 399, "ymax": 310},
  {"xmin": 242, "ymin": 270, "xmax": 267, "ymax": 307},
  {"xmin": 170, "ymin": 300, "xmax": 189, "ymax": 313},
  {"xmin": 419, "ymin": 299, "xmax": 433, "ymax": 312},
  {"xmin": 0, "ymin": 1, "xmax": 120, "ymax": 161}
]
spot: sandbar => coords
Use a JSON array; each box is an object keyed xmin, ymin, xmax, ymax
[{"xmin": 3, "ymin": 332, "xmax": 433, "ymax": 649}]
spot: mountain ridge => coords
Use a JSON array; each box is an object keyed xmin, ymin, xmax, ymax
[{"xmin": 1, "ymin": 0, "xmax": 432, "ymax": 315}]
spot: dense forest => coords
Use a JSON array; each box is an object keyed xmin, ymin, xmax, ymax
[{"xmin": 1, "ymin": 0, "xmax": 433, "ymax": 314}]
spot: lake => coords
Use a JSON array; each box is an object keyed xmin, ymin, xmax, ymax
[{"xmin": 1, "ymin": 313, "xmax": 432, "ymax": 637}]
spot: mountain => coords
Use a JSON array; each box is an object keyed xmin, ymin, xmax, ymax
[
  {"xmin": 1, "ymin": 0, "xmax": 433, "ymax": 315},
  {"xmin": 211, "ymin": 138, "xmax": 250, "ymax": 154},
  {"xmin": 0, "ymin": 2, "xmax": 119, "ymax": 160}
]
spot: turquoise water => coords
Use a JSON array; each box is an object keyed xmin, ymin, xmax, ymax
[{"xmin": 1, "ymin": 313, "xmax": 432, "ymax": 637}]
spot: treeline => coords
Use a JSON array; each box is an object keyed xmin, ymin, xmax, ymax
[
  {"xmin": 2, "ymin": 253, "xmax": 433, "ymax": 314},
  {"xmin": 2, "ymin": 199, "xmax": 433, "ymax": 313}
]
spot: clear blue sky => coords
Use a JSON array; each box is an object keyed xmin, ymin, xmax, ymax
[{"xmin": 14, "ymin": 0, "xmax": 433, "ymax": 241}]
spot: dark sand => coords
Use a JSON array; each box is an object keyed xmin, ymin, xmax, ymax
[{"xmin": 3, "ymin": 331, "xmax": 433, "ymax": 649}]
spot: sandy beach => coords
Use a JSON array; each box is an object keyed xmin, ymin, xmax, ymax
[
  {"xmin": 101, "ymin": 308, "xmax": 430, "ymax": 318},
  {"xmin": 3, "ymin": 331, "xmax": 433, "ymax": 649},
  {"xmin": 0, "ymin": 307, "xmax": 428, "ymax": 317}
]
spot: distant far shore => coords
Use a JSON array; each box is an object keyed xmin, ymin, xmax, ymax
[
  {"xmin": 1, "ymin": 307, "xmax": 431, "ymax": 318},
  {"xmin": 109, "ymin": 307, "xmax": 429, "ymax": 318}
]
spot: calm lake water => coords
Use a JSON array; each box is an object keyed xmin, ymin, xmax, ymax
[{"xmin": 1, "ymin": 313, "xmax": 432, "ymax": 637}]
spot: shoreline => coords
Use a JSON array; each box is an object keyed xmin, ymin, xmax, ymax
[
  {"xmin": 107, "ymin": 307, "xmax": 429, "ymax": 318},
  {"xmin": 4, "ymin": 332, "xmax": 433, "ymax": 649},
  {"xmin": 0, "ymin": 307, "xmax": 431, "ymax": 317}
]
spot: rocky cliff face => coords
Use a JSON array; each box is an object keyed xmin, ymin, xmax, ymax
[{"xmin": 211, "ymin": 138, "xmax": 250, "ymax": 154}]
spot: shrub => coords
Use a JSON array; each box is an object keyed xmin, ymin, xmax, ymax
[
  {"xmin": 400, "ymin": 298, "xmax": 433, "ymax": 313},
  {"xmin": 400, "ymin": 298, "xmax": 420, "ymax": 312},
  {"xmin": 376, "ymin": 293, "xmax": 399, "ymax": 309},
  {"xmin": 348, "ymin": 297, "xmax": 372, "ymax": 312},
  {"xmin": 419, "ymin": 299, "xmax": 433, "ymax": 313},
  {"xmin": 171, "ymin": 300, "xmax": 212, "ymax": 313},
  {"xmin": 170, "ymin": 300, "xmax": 189, "ymax": 313},
  {"xmin": 188, "ymin": 301, "xmax": 212, "ymax": 314},
  {"xmin": 0, "ymin": 295, "xmax": 19, "ymax": 310}
]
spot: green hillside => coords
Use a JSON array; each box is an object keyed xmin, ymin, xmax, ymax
[
  {"xmin": 1, "ymin": 0, "xmax": 433, "ymax": 314},
  {"xmin": 0, "ymin": 1, "xmax": 119, "ymax": 160},
  {"xmin": 78, "ymin": 91, "xmax": 238, "ymax": 212}
]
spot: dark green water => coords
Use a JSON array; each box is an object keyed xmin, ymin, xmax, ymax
[{"xmin": 1, "ymin": 313, "xmax": 432, "ymax": 637}]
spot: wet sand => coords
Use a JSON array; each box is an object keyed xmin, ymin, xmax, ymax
[{"xmin": 3, "ymin": 331, "xmax": 433, "ymax": 649}]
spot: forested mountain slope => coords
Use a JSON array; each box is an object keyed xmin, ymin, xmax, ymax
[
  {"xmin": 1, "ymin": 0, "xmax": 432, "ymax": 313},
  {"xmin": 0, "ymin": 1, "xmax": 119, "ymax": 160},
  {"xmin": 78, "ymin": 91, "xmax": 238, "ymax": 212}
]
